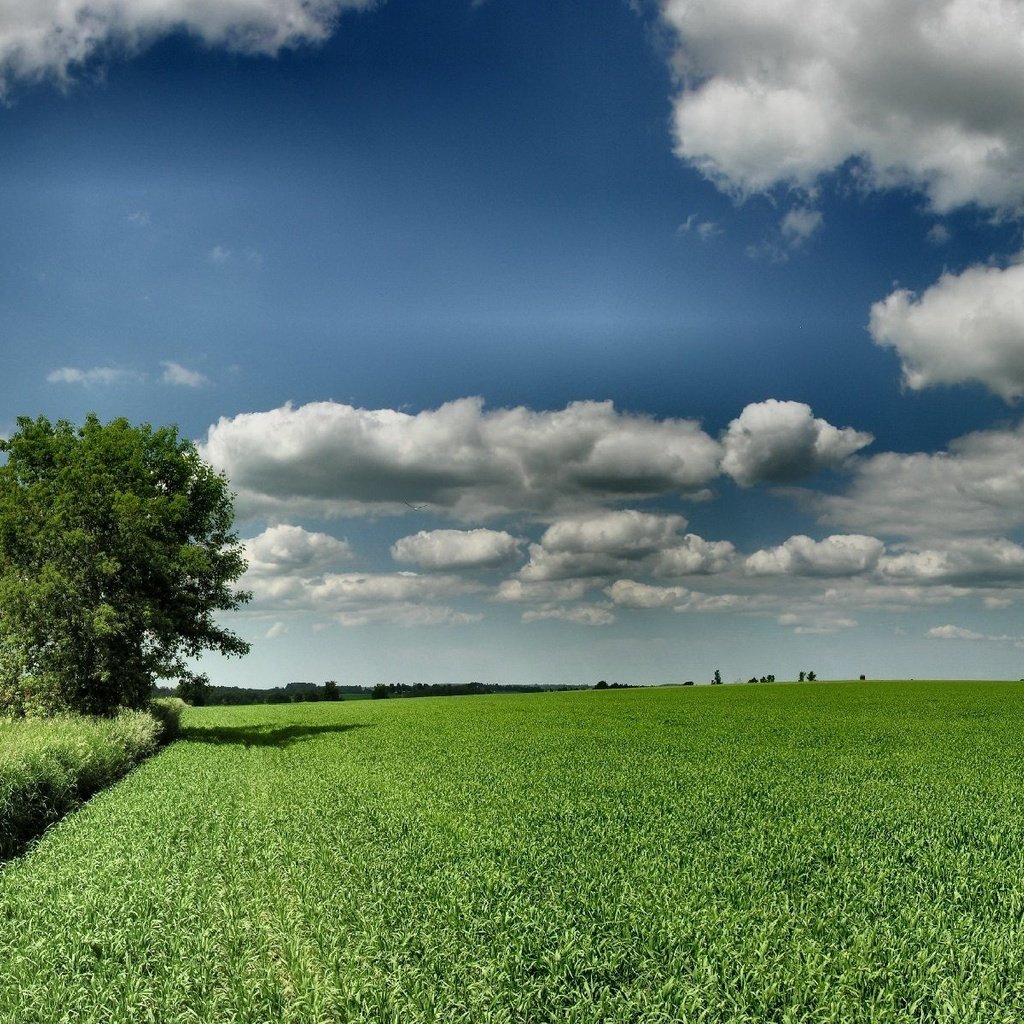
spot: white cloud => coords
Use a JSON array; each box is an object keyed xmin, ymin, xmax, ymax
[
  {"xmin": 878, "ymin": 538, "xmax": 1024, "ymax": 586},
  {"xmin": 540, "ymin": 510, "xmax": 689, "ymax": 556},
  {"xmin": 928, "ymin": 624, "xmax": 985, "ymax": 640},
  {"xmin": 200, "ymin": 398, "xmax": 723, "ymax": 521},
  {"xmin": 816, "ymin": 421, "xmax": 1024, "ymax": 540},
  {"xmin": 521, "ymin": 604, "xmax": 615, "ymax": 627},
  {"xmin": 780, "ymin": 207, "xmax": 823, "ymax": 247},
  {"xmin": 650, "ymin": 534, "xmax": 736, "ymax": 577},
  {"xmin": 778, "ymin": 612, "xmax": 858, "ymax": 635},
  {"xmin": 605, "ymin": 579, "xmax": 690, "ymax": 609},
  {"xmin": 516, "ymin": 510, "xmax": 734, "ymax": 582},
  {"xmin": 927, "ymin": 224, "xmax": 951, "ymax": 246},
  {"xmin": 335, "ymin": 604, "xmax": 482, "ymax": 627},
  {"xmin": 264, "ymin": 621, "xmax": 288, "ymax": 639},
  {"xmin": 243, "ymin": 558, "xmax": 480, "ymax": 628},
  {"xmin": 869, "ymin": 260, "xmax": 1024, "ymax": 401},
  {"xmin": 721, "ymin": 399, "xmax": 872, "ymax": 486},
  {"xmin": 0, "ymin": 0, "xmax": 376, "ymax": 96},
  {"xmin": 662, "ymin": 0, "xmax": 1024, "ymax": 213},
  {"xmin": 208, "ymin": 245, "xmax": 232, "ymax": 265},
  {"xmin": 161, "ymin": 361, "xmax": 207, "ymax": 388},
  {"xmin": 243, "ymin": 524, "xmax": 352, "ymax": 577},
  {"xmin": 391, "ymin": 529, "xmax": 521, "ymax": 570},
  {"xmin": 47, "ymin": 365, "xmax": 140, "ymax": 386},
  {"xmin": 746, "ymin": 534, "xmax": 884, "ymax": 577},
  {"xmin": 493, "ymin": 579, "xmax": 590, "ymax": 604}
]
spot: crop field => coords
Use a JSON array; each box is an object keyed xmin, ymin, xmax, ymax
[{"xmin": 3, "ymin": 681, "xmax": 1024, "ymax": 1023}]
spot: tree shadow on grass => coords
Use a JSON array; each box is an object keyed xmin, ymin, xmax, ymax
[{"xmin": 182, "ymin": 722, "xmax": 370, "ymax": 748}]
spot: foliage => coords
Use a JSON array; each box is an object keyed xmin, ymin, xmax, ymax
[
  {"xmin": 0, "ymin": 708, "xmax": 165, "ymax": 860},
  {"xmin": 5, "ymin": 681, "xmax": 1024, "ymax": 1021},
  {"xmin": 148, "ymin": 697, "xmax": 186, "ymax": 744},
  {"xmin": 712, "ymin": 668, "xmax": 723, "ymax": 684},
  {"xmin": 0, "ymin": 414, "xmax": 250, "ymax": 717}
]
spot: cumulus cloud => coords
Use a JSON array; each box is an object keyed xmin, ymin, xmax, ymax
[
  {"xmin": 878, "ymin": 538, "xmax": 1024, "ymax": 586},
  {"xmin": 605, "ymin": 579, "xmax": 690, "ymax": 609},
  {"xmin": 47, "ymin": 365, "xmax": 140, "ymax": 386},
  {"xmin": 0, "ymin": 0, "xmax": 375, "ymax": 96},
  {"xmin": 869, "ymin": 260, "xmax": 1024, "ymax": 401},
  {"xmin": 493, "ymin": 579, "xmax": 590, "ymax": 604},
  {"xmin": 246, "ymin": 564, "xmax": 480, "ymax": 628},
  {"xmin": 200, "ymin": 398, "xmax": 723, "ymax": 520},
  {"xmin": 391, "ymin": 529, "xmax": 521, "ymax": 570},
  {"xmin": 928, "ymin": 624, "xmax": 985, "ymax": 640},
  {"xmin": 816, "ymin": 422, "xmax": 1024, "ymax": 540},
  {"xmin": 745, "ymin": 534, "xmax": 884, "ymax": 577},
  {"xmin": 516, "ymin": 510, "xmax": 734, "ymax": 582},
  {"xmin": 161, "ymin": 361, "xmax": 207, "ymax": 388},
  {"xmin": 650, "ymin": 534, "xmax": 736, "ymax": 577},
  {"xmin": 243, "ymin": 524, "xmax": 352, "ymax": 577},
  {"xmin": 721, "ymin": 400, "xmax": 872, "ymax": 486},
  {"xmin": 662, "ymin": 0, "xmax": 1024, "ymax": 213}
]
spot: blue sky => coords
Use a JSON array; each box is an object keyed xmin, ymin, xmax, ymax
[{"xmin": 4, "ymin": 0, "xmax": 1024, "ymax": 686}]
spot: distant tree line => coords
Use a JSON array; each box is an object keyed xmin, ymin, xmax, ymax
[
  {"xmin": 593, "ymin": 680, "xmax": 634, "ymax": 690},
  {"xmin": 155, "ymin": 680, "xmax": 366, "ymax": 707},
  {"xmin": 160, "ymin": 679, "xmax": 592, "ymax": 706}
]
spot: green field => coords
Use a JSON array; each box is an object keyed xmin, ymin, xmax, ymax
[{"xmin": 3, "ymin": 681, "xmax": 1024, "ymax": 1022}]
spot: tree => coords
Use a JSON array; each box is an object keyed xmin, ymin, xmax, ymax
[
  {"xmin": 712, "ymin": 669, "xmax": 722, "ymax": 685},
  {"xmin": 323, "ymin": 680, "xmax": 340, "ymax": 701},
  {"xmin": 807, "ymin": 670, "xmax": 817, "ymax": 682},
  {"xmin": 798, "ymin": 671, "xmax": 806, "ymax": 682},
  {"xmin": 0, "ymin": 414, "xmax": 250, "ymax": 717}
]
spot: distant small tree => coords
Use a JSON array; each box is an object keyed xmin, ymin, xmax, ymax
[
  {"xmin": 177, "ymin": 673, "xmax": 211, "ymax": 707},
  {"xmin": 323, "ymin": 680, "xmax": 340, "ymax": 700},
  {"xmin": 859, "ymin": 674, "xmax": 866, "ymax": 680},
  {"xmin": 595, "ymin": 680, "xmax": 609, "ymax": 690},
  {"xmin": 807, "ymin": 670, "xmax": 817, "ymax": 682},
  {"xmin": 712, "ymin": 669, "xmax": 722, "ymax": 685},
  {"xmin": 798, "ymin": 671, "xmax": 806, "ymax": 682}
]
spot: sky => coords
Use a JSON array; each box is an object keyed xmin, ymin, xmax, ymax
[{"xmin": 3, "ymin": 0, "xmax": 1024, "ymax": 687}]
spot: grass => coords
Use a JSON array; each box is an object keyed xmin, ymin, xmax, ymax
[
  {"xmin": 2, "ymin": 681, "xmax": 1024, "ymax": 1021},
  {"xmin": 0, "ymin": 700, "xmax": 182, "ymax": 861}
]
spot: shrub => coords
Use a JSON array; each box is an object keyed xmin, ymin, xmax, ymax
[
  {"xmin": 0, "ymin": 709, "xmax": 165, "ymax": 860},
  {"xmin": 148, "ymin": 697, "xmax": 186, "ymax": 744}
]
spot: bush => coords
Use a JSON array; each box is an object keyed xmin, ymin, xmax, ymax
[
  {"xmin": 148, "ymin": 697, "xmax": 186, "ymax": 745},
  {"xmin": 0, "ymin": 709, "xmax": 165, "ymax": 860}
]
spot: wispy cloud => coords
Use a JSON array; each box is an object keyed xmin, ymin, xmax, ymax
[
  {"xmin": 47, "ymin": 366, "xmax": 141, "ymax": 386},
  {"xmin": 161, "ymin": 361, "xmax": 207, "ymax": 388}
]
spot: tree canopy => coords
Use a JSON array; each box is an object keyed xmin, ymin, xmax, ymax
[{"xmin": 0, "ymin": 414, "xmax": 250, "ymax": 716}]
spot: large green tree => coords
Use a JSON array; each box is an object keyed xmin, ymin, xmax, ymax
[{"xmin": 0, "ymin": 414, "xmax": 250, "ymax": 716}]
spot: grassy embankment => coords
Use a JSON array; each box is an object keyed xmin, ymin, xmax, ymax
[
  {"xmin": 3, "ymin": 681, "xmax": 1024, "ymax": 1022},
  {"xmin": 0, "ymin": 699, "xmax": 182, "ymax": 861}
]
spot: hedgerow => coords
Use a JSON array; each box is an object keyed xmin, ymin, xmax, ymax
[{"xmin": 0, "ymin": 701, "xmax": 178, "ymax": 860}]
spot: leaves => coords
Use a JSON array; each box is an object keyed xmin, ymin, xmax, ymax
[{"xmin": 0, "ymin": 414, "xmax": 250, "ymax": 715}]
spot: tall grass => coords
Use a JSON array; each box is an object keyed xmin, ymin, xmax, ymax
[{"xmin": 0, "ymin": 700, "xmax": 182, "ymax": 860}]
